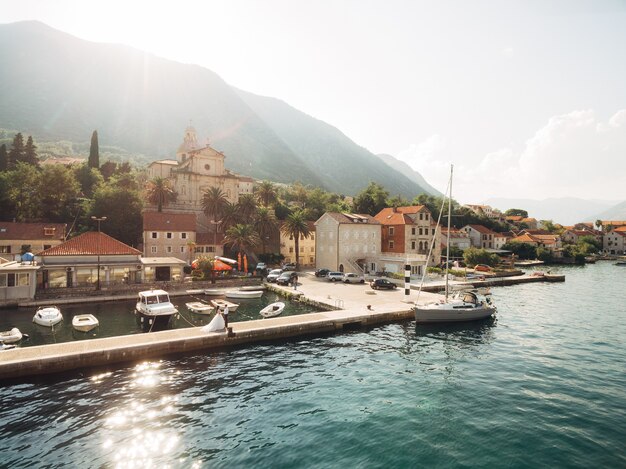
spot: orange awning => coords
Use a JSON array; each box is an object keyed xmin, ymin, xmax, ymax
[{"xmin": 213, "ymin": 259, "xmax": 233, "ymax": 271}]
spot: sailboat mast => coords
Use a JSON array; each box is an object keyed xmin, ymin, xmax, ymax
[{"xmin": 445, "ymin": 165, "xmax": 453, "ymax": 300}]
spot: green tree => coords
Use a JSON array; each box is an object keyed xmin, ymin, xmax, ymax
[
  {"xmin": 90, "ymin": 183, "xmax": 143, "ymax": 246},
  {"xmin": 463, "ymin": 247, "xmax": 500, "ymax": 267},
  {"xmin": 237, "ymin": 193, "xmax": 258, "ymax": 220},
  {"xmin": 595, "ymin": 219, "xmax": 603, "ymax": 232},
  {"xmin": 254, "ymin": 180, "xmax": 278, "ymax": 207},
  {"xmin": 74, "ymin": 163, "xmax": 104, "ymax": 198},
  {"xmin": 503, "ymin": 242, "xmax": 537, "ymax": 260},
  {"xmin": 100, "ymin": 160, "xmax": 117, "ymax": 180},
  {"xmin": 202, "ymin": 186, "xmax": 228, "ymax": 221},
  {"xmin": 353, "ymin": 182, "xmax": 389, "ymax": 216},
  {"xmin": 88, "ymin": 130, "xmax": 100, "ymax": 169},
  {"xmin": 505, "ymin": 208, "xmax": 528, "ymax": 218},
  {"xmin": 8, "ymin": 133, "xmax": 25, "ymax": 167},
  {"xmin": 0, "ymin": 144, "xmax": 7, "ymax": 172},
  {"xmin": 281, "ymin": 211, "xmax": 311, "ymax": 269},
  {"xmin": 24, "ymin": 136, "xmax": 38, "ymax": 166},
  {"xmin": 536, "ymin": 246, "xmax": 554, "ymax": 262},
  {"xmin": 220, "ymin": 201, "xmax": 241, "ymax": 231},
  {"xmin": 146, "ymin": 176, "xmax": 177, "ymax": 212},
  {"xmin": 39, "ymin": 165, "xmax": 81, "ymax": 222},
  {"xmin": 6, "ymin": 163, "xmax": 42, "ymax": 221},
  {"xmin": 224, "ymin": 224, "xmax": 260, "ymax": 258},
  {"xmin": 0, "ymin": 172, "xmax": 16, "ymax": 220},
  {"xmin": 253, "ymin": 206, "xmax": 278, "ymax": 254}
]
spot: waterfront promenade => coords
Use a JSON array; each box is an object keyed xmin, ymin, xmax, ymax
[{"xmin": 0, "ymin": 272, "xmax": 563, "ymax": 380}]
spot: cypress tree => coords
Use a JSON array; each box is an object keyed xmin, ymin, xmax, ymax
[
  {"xmin": 89, "ymin": 130, "xmax": 100, "ymax": 169},
  {"xmin": 24, "ymin": 136, "xmax": 39, "ymax": 166},
  {"xmin": 0, "ymin": 144, "xmax": 7, "ymax": 172},
  {"xmin": 8, "ymin": 132, "xmax": 25, "ymax": 166}
]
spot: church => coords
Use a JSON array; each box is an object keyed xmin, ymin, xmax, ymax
[{"xmin": 144, "ymin": 127, "xmax": 255, "ymax": 260}]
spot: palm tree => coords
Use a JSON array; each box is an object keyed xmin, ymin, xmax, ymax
[
  {"xmin": 220, "ymin": 201, "xmax": 241, "ymax": 231},
  {"xmin": 223, "ymin": 224, "xmax": 260, "ymax": 258},
  {"xmin": 254, "ymin": 207, "xmax": 278, "ymax": 254},
  {"xmin": 255, "ymin": 180, "xmax": 278, "ymax": 207},
  {"xmin": 237, "ymin": 193, "xmax": 258, "ymax": 221},
  {"xmin": 281, "ymin": 211, "xmax": 311, "ymax": 270},
  {"xmin": 202, "ymin": 186, "xmax": 228, "ymax": 221},
  {"xmin": 146, "ymin": 177, "xmax": 177, "ymax": 212}
]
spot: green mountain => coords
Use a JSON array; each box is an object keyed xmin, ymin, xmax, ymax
[
  {"xmin": 376, "ymin": 153, "xmax": 442, "ymax": 196},
  {"xmin": 0, "ymin": 21, "xmax": 434, "ymax": 197}
]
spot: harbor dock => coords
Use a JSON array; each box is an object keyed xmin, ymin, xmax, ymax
[{"xmin": 0, "ymin": 272, "xmax": 563, "ymax": 380}]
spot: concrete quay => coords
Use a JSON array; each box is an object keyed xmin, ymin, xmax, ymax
[{"xmin": 0, "ymin": 272, "xmax": 563, "ymax": 381}]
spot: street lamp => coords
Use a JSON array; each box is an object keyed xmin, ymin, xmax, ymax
[{"xmin": 91, "ymin": 216, "xmax": 107, "ymax": 290}]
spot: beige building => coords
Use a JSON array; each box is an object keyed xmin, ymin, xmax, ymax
[
  {"xmin": 143, "ymin": 212, "xmax": 196, "ymax": 263},
  {"xmin": 0, "ymin": 222, "xmax": 66, "ymax": 260},
  {"xmin": 280, "ymin": 222, "xmax": 316, "ymax": 267},
  {"xmin": 146, "ymin": 127, "xmax": 254, "ymax": 232},
  {"xmin": 374, "ymin": 206, "xmax": 440, "ymax": 276},
  {"xmin": 315, "ymin": 213, "xmax": 381, "ymax": 273},
  {"xmin": 0, "ymin": 260, "xmax": 39, "ymax": 304}
]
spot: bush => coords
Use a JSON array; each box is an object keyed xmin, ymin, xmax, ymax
[{"xmin": 463, "ymin": 247, "xmax": 500, "ymax": 267}]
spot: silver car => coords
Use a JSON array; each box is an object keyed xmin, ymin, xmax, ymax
[{"xmin": 266, "ymin": 269, "xmax": 283, "ymax": 283}]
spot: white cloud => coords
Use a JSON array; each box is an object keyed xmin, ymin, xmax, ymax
[{"xmin": 395, "ymin": 109, "xmax": 626, "ymax": 203}]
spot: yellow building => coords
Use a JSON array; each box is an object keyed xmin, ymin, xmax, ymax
[{"xmin": 280, "ymin": 222, "xmax": 316, "ymax": 267}]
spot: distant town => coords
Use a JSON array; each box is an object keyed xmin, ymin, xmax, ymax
[{"xmin": 1, "ymin": 127, "xmax": 625, "ymax": 306}]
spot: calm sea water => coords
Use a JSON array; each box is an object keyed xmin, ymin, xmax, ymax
[{"xmin": 1, "ymin": 262, "xmax": 625, "ymax": 468}]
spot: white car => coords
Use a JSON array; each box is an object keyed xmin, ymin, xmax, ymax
[
  {"xmin": 266, "ymin": 269, "xmax": 283, "ymax": 283},
  {"xmin": 326, "ymin": 271, "xmax": 344, "ymax": 281},
  {"xmin": 342, "ymin": 273, "xmax": 364, "ymax": 284}
]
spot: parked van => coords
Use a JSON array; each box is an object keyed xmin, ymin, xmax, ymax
[{"xmin": 326, "ymin": 271, "xmax": 344, "ymax": 281}]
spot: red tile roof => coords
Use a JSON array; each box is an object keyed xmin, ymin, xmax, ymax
[
  {"xmin": 38, "ymin": 231, "xmax": 141, "ymax": 256},
  {"xmin": 374, "ymin": 206, "xmax": 429, "ymax": 225},
  {"xmin": 143, "ymin": 212, "xmax": 196, "ymax": 232},
  {"xmin": 465, "ymin": 224, "xmax": 498, "ymax": 235},
  {"xmin": 323, "ymin": 213, "xmax": 380, "ymax": 225},
  {"xmin": 0, "ymin": 222, "xmax": 66, "ymax": 241}
]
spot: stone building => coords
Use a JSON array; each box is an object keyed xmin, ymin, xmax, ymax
[
  {"xmin": 142, "ymin": 211, "xmax": 196, "ymax": 262},
  {"xmin": 0, "ymin": 222, "xmax": 66, "ymax": 260}
]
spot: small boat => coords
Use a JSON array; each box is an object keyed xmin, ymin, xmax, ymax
[
  {"xmin": 615, "ymin": 261, "xmax": 626, "ymax": 266},
  {"xmin": 225, "ymin": 290, "xmax": 263, "ymax": 299},
  {"xmin": 204, "ymin": 289, "xmax": 224, "ymax": 296},
  {"xmin": 186, "ymin": 302, "xmax": 215, "ymax": 314},
  {"xmin": 413, "ymin": 290, "xmax": 496, "ymax": 323},
  {"xmin": 33, "ymin": 306, "xmax": 63, "ymax": 327},
  {"xmin": 260, "ymin": 302, "xmax": 286, "ymax": 318},
  {"xmin": 135, "ymin": 289, "xmax": 178, "ymax": 331},
  {"xmin": 211, "ymin": 299, "xmax": 239, "ymax": 312},
  {"xmin": 72, "ymin": 314, "xmax": 99, "ymax": 332},
  {"xmin": 186, "ymin": 288, "xmax": 205, "ymax": 294},
  {"xmin": 0, "ymin": 344, "xmax": 17, "ymax": 351},
  {"xmin": 240, "ymin": 285, "xmax": 266, "ymax": 291},
  {"xmin": 0, "ymin": 327, "xmax": 23, "ymax": 344}
]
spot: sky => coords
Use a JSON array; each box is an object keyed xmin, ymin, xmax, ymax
[{"xmin": 2, "ymin": 0, "xmax": 626, "ymax": 204}]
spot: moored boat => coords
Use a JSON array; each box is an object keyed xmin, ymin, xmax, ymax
[
  {"xmin": 413, "ymin": 290, "xmax": 496, "ymax": 323},
  {"xmin": 186, "ymin": 302, "xmax": 215, "ymax": 314},
  {"xmin": 225, "ymin": 290, "xmax": 263, "ymax": 299},
  {"xmin": 186, "ymin": 289, "xmax": 205, "ymax": 294},
  {"xmin": 135, "ymin": 289, "xmax": 178, "ymax": 331},
  {"xmin": 204, "ymin": 289, "xmax": 223, "ymax": 296},
  {"xmin": 240, "ymin": 285, "xmax": 266, "ymax": 291},
  {"xmin": 0, "ymin": 327, "xmax": 23, "ymax": 344},
  {"xmin": 260, "ymin": 302, "xmax": 285, "ymax": 318},
  {"xmin": 72, "ymin": 314, "xmax": 100, "ymax": 332},
  {"xmin": 211, "ymin": 299, "xmax": 239, "ymax": 312},
  {"xmin": 33, "ymin": 306, "xmax": 63, "ymax": 327}
]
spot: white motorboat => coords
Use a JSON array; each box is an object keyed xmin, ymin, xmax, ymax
[
  {"xmin": 240, "ymin": 285, "xmax": 266, "ymax": 291},
  {"xmin": 413, "ymin": 165, "xmax": 497, "ymax": 324},
  {"xmin": 72, "ymin": 314, "xmax": 99, "ymax": 332},
  {"xmin": 225, "ymin": 290, "xmax": 263, "ymax": 299},
  {"xmin": 211, "ymin": 299, "xmax": 239, "ymax": 312},
  {"xmin": 186, "ymin": 302, "xmax": 215, "ymax": 314},
  {"xmin": 260, "ymin": 302, "xmax": 286, "ymax": 318},
  {"xmin": 33, "ymin": 306, "xmax": 63, "ymax": 327},
  {"xmin": 0, "ymin": 327, "xmax": 23, "ymax": 344},
  {"xmin": 186, "ymin": 288, "xmax": 205, "ymax": 294},
  {"xmin": 1, "ymin": 344, "xmax": 17, "ymax": 351},
  {"xmin": 204, "ymin": 289, "xmax": 224, "ymax": 296},
  {"xmin": 135, "ymin": 289, "xmax": 178, "ymax": 331}
]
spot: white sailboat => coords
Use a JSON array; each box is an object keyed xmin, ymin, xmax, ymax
[{"xmin": 413, "ymin": 165, "xmax": 496, "ymax": 324}]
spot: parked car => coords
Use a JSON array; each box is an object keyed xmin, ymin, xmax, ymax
[
  {"xmin": 255, "ymin": 262, "xmax": 268, "ymax": 274},
  {"xmin": 370, "ymin": 278, "xmax": 397, "ymax": 290},
  {"xmin": 276, "ymin": 271, "xmax": 298, "ymax": 286},
  {"xmin": 326, "ymin": 271, "xmax": 344, "ymax": 282},
  {"xmin": 342, "ymin": 273, "xmax": 364, "ymax": 284},
  {"xmin": 315, "ymin": 268, "xmax": 330, "ymax": 278},
  {"xmin": 266, "ymin": 269, "xmax": 283, "ymax": 283},
  {"xmin": 282, "ymin": 262, "xmax": 296, "ymax": 271}
]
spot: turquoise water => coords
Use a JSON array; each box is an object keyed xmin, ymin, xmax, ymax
[
  {"xmin": 0, "ymin": 292, "xmax": 321, "ymax": 347},
  {"xmin": 1, "ymin": 262, "xmax": 626, "ymax": 467}
]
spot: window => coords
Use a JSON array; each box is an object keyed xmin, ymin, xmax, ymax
[
  {"xmin": 311, "ymin": 234, "xmax": 315, "ymax": 240},
  {"xmin": 151, "ymin": 232, "xmax": 158, "ymax": 239},
  {"xmin": 44, "ymin": 227, "xmax": 56, "ymax": 236},
  {"xmin": 181, "ymin": 232, "xmax": 187, "ymax": 239},
  {"xmin": 300, "ymin": 247, "xmax": 304, "ymax": 253},
  {"xmin": 166, "ymin": 246, "xmax": 172, "ymax": 253},
  {"xmin": 425, "ymin": 228, "xmax": 429, "ymax": 235},
  {"xmin": 180, "ymin": 246, "xmax": 185, "ymax": 253},
  {"xmin": 419, "ymin": 228, "xmax": 423, "ymax": 236},
  {"xmin": 289, "ymin": 247, "xmax": 294, "ymax": 253},
  {"xmin": 419, "ymin": 213, "xmax": 423, "ymax": 220},
  {"xmin": 0, "ymin": 246, "xmax": 10, "ymax": 253},
  {"xmin": 167, "ymin": 232, "xmax": 173, "ymax": 239},
  {"xmin": 389, "ymin": 240, "xmax": 395, "ymax": 249},
  {"xmin": 411, "ymin": 227, "xmax": 416, "ymax": 235},
  {"xmin": 18, "ymin": 273, "xmax": 29, "ymax": 286},
  {"xmin": 151, "ymin": 246, "xmax": 157, "ymax": 253},
  {"xmin": 425, "ymin": 214, "xmax": 429, "ymax": 220},
  {"xmin": 7, "ymin": 273, "xmax": 16, "ymax": 287},
  {"xmin": 207, "ymin": 246, "xmax": 216, "ymax": 253},
  {"xmin": 310, "ymin": 247, "xmax": 315, "ymax": 252},
  {"xmin": 310, "ymin": 256, "xmax": 314, "ymax": 263},
  {"xmin": 205, "ymin": 164, "xmax": 211, "ymax": 171},
  {"xmin": 389, "ymin": 227, "xmax": 395, "ymax": 236},
  {"xmin": 411, "ymin": 241, "xmax": 416, "ymax": 250},
  {"xmin": 195, "ymin": 247, "xmax": 204, "ymax": 253},
  {"xmin": 0, "ymin": 274, "xmax": 6, "ymax": 287}
]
